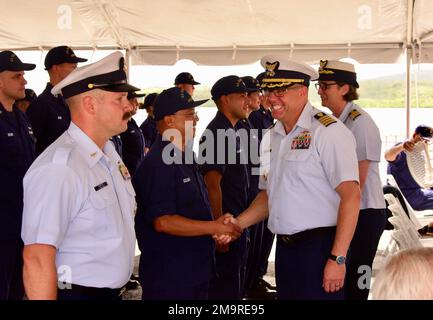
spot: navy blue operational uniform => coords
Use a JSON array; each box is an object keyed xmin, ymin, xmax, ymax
[
  {"xmin": 241, "ymin": 107, "xmax": 277, "ymax": 296},
  {"xmin": 120, "ymin": 118, "xmax": 145, "ymax": 175},
  {"xmin": 0, "ymin": 103, "xmax": 35, "ymax": 299},
  {"xmin": 110, "ymin": 135, "xmax": 123, "ymax": 158},
  {"xmin": 0, "ymin": 50, "xmax": 36, "ymax": 300},
  {"xmin": 199, "ymin": 110, "xmax": 250, "ymax": 300},
  {"xmin": 26, "ymin": 83, "xmax": 70, "ymax": 155},
  {"xmin": 134, "ymin": 135, "xmax": 215, "ymax": 300},
  {"xmin": 235, "ymin": 117, "xmax": 263, "ymax": 296},
  {"xmin": 140, "ymin": 116, "xmax": 157, "ymax": 150}
]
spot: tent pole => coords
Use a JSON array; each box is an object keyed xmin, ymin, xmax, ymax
[
  {"xmin": 125, "ymin": 48, "xmax": 131, "ymax": 82},
  {"xmin": 405, "ymin": 47, "xmax": 411, "ymax": 139}
]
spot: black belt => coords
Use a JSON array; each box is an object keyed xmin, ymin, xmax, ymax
[
  {"xmin": 59, "ymin": 283, "xmax": 125, "ymax": 300},
  {"xmin": 277, "ymin": 226, "xmax": 336, "ymax": 246}
]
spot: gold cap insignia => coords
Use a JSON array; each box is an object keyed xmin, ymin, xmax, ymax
[{"xmin": 265, "ymin": 61, "xmax": 280, "ymax": 77}]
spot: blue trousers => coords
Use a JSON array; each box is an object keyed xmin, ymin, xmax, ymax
[
  {"xmin": 0, "ymin": 239, "xmax": 24, "ymax": 300},
  {"xmin": 275, "ymin": 229, "xmax": 344, "ymax": 300},
  {"xmin": 345, "ymin": 208, "xmax": 387, "ymax": 300}
]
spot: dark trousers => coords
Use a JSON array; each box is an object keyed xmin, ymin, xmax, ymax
[
  {"xmin": 208, "ymin": 231, "xmax": 249, "ymax": 300},
  {"xmin": 345, "ymin": 208, "xmax": 387, "ymax": 300},
  {"xmin": 275, "ymin": 228, "xmax": 344, "ymax": 300},
  {"xmin": 257, "ymin": 221, "xmax": 275, "ymax": 278},
  {"xmin": 0, "ymin": 240, "xmax": 24, "ymax": 300},
  {"xmin": 141, "ymin": 281, "xmax": 209, "ymax": 300},
  {"xmin": 244, "ymin": 220, "xmax": 264, "ymax": 292}
]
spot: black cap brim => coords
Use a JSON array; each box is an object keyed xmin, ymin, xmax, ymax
[
  {"xmin": 5, "ymin": 63, "xmax": 36, "ymax": 72},
  {"xmin": 191, "ymin": 98, "xmax": 208, "ymax": 107},
  {"xmin": 101, "ymin": 83, "xmax": 140, "ymax": 93}
]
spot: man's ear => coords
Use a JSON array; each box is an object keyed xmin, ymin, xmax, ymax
[
  {"xmin": 163, "ymin": 115, "xmax": 175, "ymax": 127},
  {"xmin": 82, "ymin": 95, "xmax": 97, "ymax": 115}
]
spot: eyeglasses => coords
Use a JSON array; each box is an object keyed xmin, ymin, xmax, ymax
[
  {"xmin": 314, "ymin": 82, "xmax": 338, "ymax": 91},
  {"xmin": 263, "ymin": 85, "xmax": 301, "ymax": 97}
]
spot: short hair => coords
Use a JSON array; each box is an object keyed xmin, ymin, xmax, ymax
[
  {"xmin": 371, "ymin": 247, "xmax": 433, "ymax": 300},
  {"xmin": 336, "ymin": 81, "xmax": 359, "ymax": 101}
]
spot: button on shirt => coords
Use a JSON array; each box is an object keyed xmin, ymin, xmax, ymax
[
  {"xmin": 199, "ymin": 111, "xmax": 249, "ymax": 216},
  {"xmin": 120, "ymin": 118, "xmax": 145, "ymax": 175},
  {"xmin": 259, "ymin": 102, "xmax": 359, "ymax": 235},
  {"xmin": 133, "ymin": 136, "xmax": 214, "ymax": 286},
  {"xmin": 26, "ymin": 83, "xmax": 71, "ymax": 156},
  {"xmin": 339, "ymin": 102, "xmax": 385, "ymax": 210},
  {"xmin": 22, "ymin": 123, "xmax": 136, "ymax": 289},
  {"xmin": 0, "ymin": 104, "xmax": 35, "ymax": 239}
]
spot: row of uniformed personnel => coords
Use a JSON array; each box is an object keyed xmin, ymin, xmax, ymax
[{"xmin": 0, "ymin": 48, "xmax": 385, "ymax": 300}]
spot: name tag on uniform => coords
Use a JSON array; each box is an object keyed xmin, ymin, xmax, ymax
[
  {"xmin": 7, "ymin": 133, "xmax": 14, "ymax": 137},
  {"xmin": 130, "ymin": 130, "xmax": 135, "ymax": 133},
  {"xmin": 57, "ymin": 116, "xmax": 63, "ymax": 120},
  {"xmin": 94, "ymin": 181, "xmax": 108, "ymax": 191},
  {"xmin": 291, "ymin": 130, "xmax": 311, "ymax": 150},
  {"xmin": 183, "ymin": 177, "xmax": 191, "ymax": 183}
]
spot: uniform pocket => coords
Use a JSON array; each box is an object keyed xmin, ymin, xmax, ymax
[{"xmin": 89, "ymin": 186, "xmax": 117, "ymax": 210}]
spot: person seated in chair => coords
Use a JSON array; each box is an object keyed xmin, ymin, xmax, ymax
[{"xmin": 385, "ymin": 125, "xmax": 433, "ymax": 211}]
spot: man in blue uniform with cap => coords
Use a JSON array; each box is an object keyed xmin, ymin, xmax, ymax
[
  {"xmin": 22, "ymin": 52, "xmax": 139, "ymax": 300},
  {"xmin": 140, "ymin": 92, "xmax": 158, "ymax": 153},
  {"xmin": 245, "ymin": 72, "xmax": 276, "ymax": 298},
  {"xmin": 386, "ymin": 125, "xmax": 433, "ymax": 211},
  {"xmin": 198, "ymin": 75, "xmax": 255, "ymax": 300},
  {"xmin": 0, "ymin": 50, "xmax": 36, "ymax": 300},
  {"xmin": 120, "ymin": 91, "xmax": 146, "ymax": 175},
  {"xmin": 174, "ymin": 72, "xmax": 200, "ymax": 97},
  {"xmin": 236, "ymin": 55, "xmax": 360, "ymax": 300},
  {"xmin": 133, "ymin": 87, "xmax": 241, "ymax": 300},
  {"xmin": 27, "ymin": 45, "xmax": 87, "ymax": 155}
]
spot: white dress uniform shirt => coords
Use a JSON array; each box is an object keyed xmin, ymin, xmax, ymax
[
  {"xmin": 339, "ymin": 102, "xmax": 386, "ymax": 210},
  {"xmin": 22, "ymin": 122, "xmax": 136, "ymax": 289},
  {"xmin": 259, "ymin": 102, "xmax": 359, "ymax": 235}
]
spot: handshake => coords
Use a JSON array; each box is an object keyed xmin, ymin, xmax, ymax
[{"xmin": 211, "ymin": 213, "xmax": 243, "ymax": 246}]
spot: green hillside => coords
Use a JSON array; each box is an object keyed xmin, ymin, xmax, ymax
[{"xmin": 142, "ymin": 74, "xmax": 433, "ymax": 109}]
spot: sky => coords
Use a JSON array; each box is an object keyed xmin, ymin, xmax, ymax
[{"xmin": 14, "ymin": 49, "xmax": 433, "ymax": 95}]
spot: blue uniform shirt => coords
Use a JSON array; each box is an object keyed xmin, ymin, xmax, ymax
[
  {"xmin": 387, "ymin": 150, "xmax": 433, "ymax": 210},
  {"xmin": 26, "ymin": 83, "xmax": 71, "ymax": 155},
  {"xmin": 0, "ymin": 103, "xmax": 35, "ymax": 239},
  {"xmin": 248, "ymin": 105, "xmax": 274, "ymax": 142},
  {"xmin": 133, "ymin": 135, "xmax": 215, "ymax": 287},
  {"xmin": 235, "ymin": 118, "xmax": 260, "ymax": 203},
  {"xmin": 140, "ymin": 116, "xmax": 157, "ymax": 149},
  {"xmin": 198, "ymin": 110, "xmax": 249, "ymax": 216},
  {"xmin": 120, "ymin": 118, "xmax": 145, "ymax": 175},
  {"xmin": 110, "ymin": 135, "xmax": 123, "ymax": 158}
]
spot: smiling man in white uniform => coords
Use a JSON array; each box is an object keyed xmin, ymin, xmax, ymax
[
  {"xmin": 21, "ymin": 52, "xmax": 139, "ymax": 300},
  {"xmin": 237, "ymin": 55, "xmax": 360, "ymax": 300}
]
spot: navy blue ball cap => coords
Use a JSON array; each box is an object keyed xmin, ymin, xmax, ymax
[
  {"xmin": 45, "ymin": 46, "xmax": 87, "ymax": 70},
  {"xmin": 256, "ymin": 72, "xmax": 266, "ymax": 86},
  {"xmin": 241, "ymin": 76, "xmax": 261, "ymax": 92},
  {"xmin": 415, "ymin": 125, "xmax": 433, "ymax": 139},
  {"xmin": 16, "ymin": 88, "xmax": 37, "ymax": 103},
  {"xmin": 142, "ymin": 92, "xmax": 158, "ymax": 109},
  {"xmin": 0, "ymin": 51, "xmax": 36, "ymax": 73},
  {"xmin": 211, "ymin": 75, "xmax": 256, "ymax": 100},
  {"xmin": 154, "ymin": 87, "xmax": 208, "ymax": 121},
  {"xmin": 174, "ymin": 72, "xmax": 200, "ymax": 85}
]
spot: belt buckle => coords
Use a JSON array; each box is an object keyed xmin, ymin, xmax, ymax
[{"xmin": 281, "ymin": 235, "xmax": 294, "ymax": 246}]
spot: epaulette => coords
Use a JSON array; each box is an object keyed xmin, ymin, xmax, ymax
[
  {"xmin": 314, "ymin": 112, "xmax": 337, "ymax": 127},
  {"xmin": 349, "ymin": 109, "xmax": 362, "ymax": 121},
  {"xmin": 52, "ymin": 147, "xmax": 72, "ymax": 165}
]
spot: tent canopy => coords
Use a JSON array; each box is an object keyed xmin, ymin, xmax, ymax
[{"xmin": 1, "ymin": 0, "xmax": 433, "ymax": 65}]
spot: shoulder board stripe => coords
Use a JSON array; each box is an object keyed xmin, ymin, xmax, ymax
[
  {"xmin": 349, "ymin": 109, "xmax": 361, "ymax": 121},
  {"xmin": 314, "ymin": 112, "xmax": 337, "ymax": 127}
]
